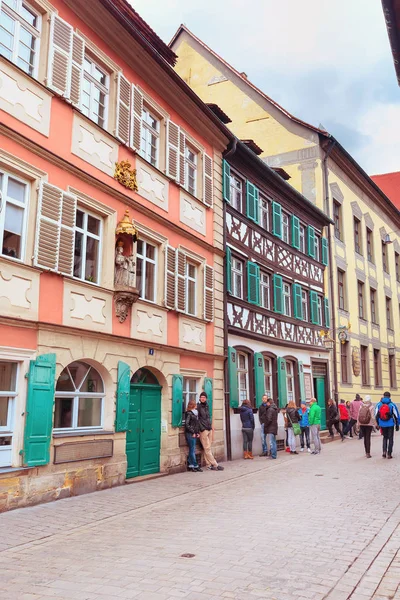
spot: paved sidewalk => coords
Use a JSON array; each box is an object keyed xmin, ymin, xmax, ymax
[{"xmin": 1, "ymin": 433, "xmax": 400, "ymax": 600}]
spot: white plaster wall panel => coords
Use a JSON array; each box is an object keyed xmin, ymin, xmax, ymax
[
  {"xmin": 180, "ymin": 192, "xmax": 206, "ymax": 235},
  {"xmin": 0, "ymin": 61, "xmax": 51, "ymax": 136},
  {"xmin": 0, "ymin": 261, "xmax": 39, "ymax": 320},
  {"xmin": 63, "ymin": 280, "xmax": 112, "ymax": 333},
  {"xmin": 136, "ymin": 159, "xmax": 169, "ymax": 211},
  {"xmin": 71, "ymin": 114, "xmax": 118, "ymax": 176},
  {"xmin": 131, "ymin": 303, "xmax": 167, "ymax": 345},
  {"xmin": 179, "ymin": 316, "xmax": 206, "ymax": 351}
]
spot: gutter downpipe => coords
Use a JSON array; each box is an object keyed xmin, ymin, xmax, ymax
[
  {"xmin": 222, "ymin": 137, "xmax": 237, "ymax": 461},
  {"xmin": 322, "ymin": 138, "xmax": 338, "ymax": 402}
]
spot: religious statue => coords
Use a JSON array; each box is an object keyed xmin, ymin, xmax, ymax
[{"xmin": 114, "ymin": 242, "xmax": 135, "ymax": 288}]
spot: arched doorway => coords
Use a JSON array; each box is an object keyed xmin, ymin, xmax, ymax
[{"xmin": 126, "ymin": 368, "xmax": 162, "ymax": 479}]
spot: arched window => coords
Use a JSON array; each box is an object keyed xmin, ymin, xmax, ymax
[
  {"xmin": 286, "ymin": 360, "xmax": 296, "ymax": 403},
  {"xmin": 54, "ymin": 361, "xmax": 104, "ymax": 431},
  {"xmin": 237, "ymin": 351, "xmax": 249, "ymax": 403}
]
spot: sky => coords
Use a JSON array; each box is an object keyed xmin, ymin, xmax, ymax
[{"xmin": 131, "ymin": 0, "xmax": 400, "ymax": 176}]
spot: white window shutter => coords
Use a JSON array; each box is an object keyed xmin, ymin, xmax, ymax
[
  {"xmin": 179, "ymin": 130, "xmax": 186, "ymax": 187},
  {"xmin": 164, "ymin": 245, "xmax": 176, "ymax": 310},
  {"xmin": 130, "ymin": 84, "xmax": 143, "ymax": 151},
  {"xmin": 176, "ymin": 249, "xmax": 186, "ymax": 313},
  {"xmin": 115, "ymin": 73, "xmax": 131, "ymax": 145},
  {"xmin": 58, "ymin": 191, "xmax": 77, "ymax": 276},
  {"xmin": 70, "ymin": 32, "xmax": 85, "ymax": 108},
  {"xmin": 203, "ymin": 153, "xmax": 213, "ymax": 207},
  {"xmin": 34, "ymin": 182, "xmax": 63, "ymax": 271},
  {"xmin": 166, "ymin": 120, "xmax": 180, "ymax": 181},
  {"xmin": 203, "ymin": 264, "xmax": 214, "ymax": 321},
  {"xmin": 47, "ymin": 14, "xmax": 73, "ymax": 97}
]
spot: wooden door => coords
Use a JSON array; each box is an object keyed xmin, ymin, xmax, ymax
[
  {"xmin": 314, "ymin": 377, "xmax": 326, "ymax": 430},
  {"xmin": 126, "ymin": 386, "xmax": 140, "ymax": 478},
  {"xmin": 126, "ymin": 384, "xmax": 161, "ymax": 478}
]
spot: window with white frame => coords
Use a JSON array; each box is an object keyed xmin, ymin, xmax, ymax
[
  {"xmin": 260, "ymin": 197, "xmax": 269, "ymax": 230},
  {"xmin": 232, "ymin": 257, "xmax": 244, "ymax": 299},
  {"xmin": 282, "ymin": 212, "xmax": 290, "ymax": 244},
  {"xmin": 54, "ymin": 361, "xmax": 104, "ymax": 431},
  {"xmin": 185, "ymin": 145, "xmax": 197, "ymax": 196},
  {"xmin": 301, "ymin": 290, "xmax": 308, "ymax": 322},
  {"xmin": 314, "ymin": 235, "xmax": 320, "ymax": 261},
  {"xmin": 140, "ymin": 107, "xmax": 159, "ymax": 168},
  {"xmin": 185, "ymin": 261, "xmax": 197, "ymax": 316},
  {"xmin": 82, "ymin": 54, "xmax": 109, "ymax": 128},
  {"xmin": 182, "ymin": 377, "xmax": 198, "ymax": 416},
  {"xmin": 317, "ymin": 295, "xmax": 323, "ymax": 326},
  {"xmin": 237, "ymin": 352, "xmax": 249, "ymax": 403},
  {"xmin": 286, "ymin": 361, "xmax": 295, "ymax": 403},
  {"xmin": 0, "ymin": 170, "xmax": 28, "ymax": 260},
  {"xmin": 230, "ymin": 175, "xmax": 242, "ymax": 212},
  {"xmin": 0, "ymin": 361, "xmax": 16, "ymax": 467},
  {"xmin": 136, "ymin": 238, "xmax": 157, "ymax": 303},
  {"xmin": 0, "ymin": 0, "xmax": 41, "ymax": 77},
  {"xmin": 260, "ymin": 272, "xmax": 270, "ymax": 309},
  {"xmin": 299, "ymin": 224, "xmax": 306, "ymax": 254},
  {"xmin": 73, "ymin": 209, "xmax": 101, "ymax": 284},
  {"xmin": 264, "ymin": 357, "xmax": 273, "ymax": 398},
  {"xmin": 283, "ymin": 282, "xmax": 291, "ymax": 317}
]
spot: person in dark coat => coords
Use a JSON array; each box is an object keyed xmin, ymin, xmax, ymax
[
  {"xmin": 239, "ymin": 399, "xmax": 255, "ymax": 459},
  {"xmin": 327, "ymin": 398, "xmax": 343, "ymax": 440},
  {"xmin": 258, "ymin": 395, "xmax": 269, "ymax": 456},
  {"xmin": 264, "ymin": 398, "xmax": 278, "ymax": 459},
  {"xmin": 184, "ymin": 399, "xmax": 202, "ymax": 472}
]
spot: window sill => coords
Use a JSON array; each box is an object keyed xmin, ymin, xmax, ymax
[
  {"xmin": 340, "ymin": 383, "xmax": 353, "ymax": 387},
  {"xmin": 355, "ymin": 251, "xmax": 364, "ymax": 259},
  {"xmin": 338, "ymin": 308, "xmax": 350, "ymax": 316},
  {"xmin": 0, "ymin": 466, "xmax": 32, "ymax": 475},
  {"xmin": 176, "ymin": 312, "xmax": 209, "ymax": 325},
  {"xmin": 53, "ymin": 430, "xmax": 114, "ymax": 438},
  {"xmin": 359, "ymin": 318, "xmax": 368, "ymax": 323},
  {"xmin": 368, "ymin": 260, "xmax": 376, "ymax": 267},
  {"xmin": 372, "ymin": 322, "xmax": 380, "ymax": 328}
]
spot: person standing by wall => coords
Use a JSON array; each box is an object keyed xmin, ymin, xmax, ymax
[
  {"xmin": 286, "ymin": 401, "xmax": 300, "ymax": 455},
  {"xmin": 309, "ymin": 397, "xmax": 322, "ymax": 455},
  {"xmin": 298, "ymin": 401, "xmax": 311, "ymax": 453},
  {"xmin": 258, "ymin": 395, "xmax": 269, "ymax": 456},
  {"xmin": 357, "ymin": 395, "xmax": 375, "ymax": 458},
  {"xmin": 264, "ymin": 398, "xmax": 278, "ymax": 459},
  {"xmin": 327, "ymin": 399, "xmax": 343, "ymax": 440},
  {"xmin": 185, "ymin": 400, "xmax": 203, "ymax": 472},
  {"xmin": 375, "ymin": 391, "xmax": 400, "ymax": 459},
  {"xmin": 197, "ymin": 392, "xmax": 224, "ymax": 471},
  {"xmin": 239, "ymin": 399, "xmax": 255, "ymax": 459}
]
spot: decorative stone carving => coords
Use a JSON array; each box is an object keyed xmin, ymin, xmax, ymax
[
  {"xmin": 114, "ymin": 160, "xmax": 138, "ymax": 191},
  {"xmin": 352, "ymin": 346, "xmax": 361, "ymax": 377},
  {"xmin": 113, "ymin": 211, "xmax": 139, "ymax": 322},
  {"xmin": 114, "ymin": 243, "xmax": 136, "ymax": 288},
  {"xmin": 114, "ymin": 290, "xmax": 139, "ymax": 323}
]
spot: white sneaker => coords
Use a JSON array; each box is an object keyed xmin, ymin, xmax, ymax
[
  {"xmin": 300, "ymin": 448, "xmax": 304, "ymax": 452},
  {"xmin": 307, "ymin": 448, "xmax": 312, "ymax": 453}
]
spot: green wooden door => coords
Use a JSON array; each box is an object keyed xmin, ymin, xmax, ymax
[
  {"xmin": 126, "ymin": 384, "xmax": 161, "ymax": 479},
  {"xmin": 315, "ymin": 377, "xmax": 326, "ymax": 430}
]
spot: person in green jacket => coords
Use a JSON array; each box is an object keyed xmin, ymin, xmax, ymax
[{"xmin": 308, "ymin": 398, "xmax": 322, "ymax": 455}]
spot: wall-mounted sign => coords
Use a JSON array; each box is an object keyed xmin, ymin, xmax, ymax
[
  {"xmin": 338, "ymin": 330, "xmax": 348, "ymax": 344},
  {"xmin": 304, "ymin": 373, "xmax": 313, "ymax": 400},
  {"xmin": 352, "ymin": 346, "xmax": 361, "ymax": 377}
]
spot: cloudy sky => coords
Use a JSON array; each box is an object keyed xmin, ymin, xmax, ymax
[{"xmin": 131, "ymin": 0, "xmax": 399, "ymax": 176}]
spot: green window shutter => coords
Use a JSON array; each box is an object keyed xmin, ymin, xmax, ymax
[
  {"xmin": 291, "ymin": 215, "xmax": 300, "ymax": 250},
  {"xmin": 228, "ymin": 347, "xmax": 239, "ymax": 408},
  {"xmin": 23, "ymin": 353, "xmax": 56, "ymax": 467},
  {"xmin": 272, "ymin": 201, "xmax": 282, "ymax": 239},
  {"xmin": 247, "ymin": 261, "xmax": 260, "ymax": 305},
  {"xmin": 223, "ymin": 159, "xmax": 231, "ymax": 203},
  {"xmin": 310, "ymin": 290, "xmax": 319, "ymax": 324},
  {"xmin": 226, "ymin": 246, "xmax": 232, "ymax": 294},
  {"xmin": 307, "ymin": 225, "xmax": 316, "ymax": 258},
  {"xmin": 203, "ymin": 377, "xmax": 213, "ymax": 421},
  {"xmin": 321, "ymin": 237, "xmax": 328, "ymax": 266},
  {"xmin": 172, "ymin": 374, "xmax": 183, "ymax": 427},
  {"xmin": 254, "ymin": 352, "xmax": 265, "ymax": 408},
  {"xmin": 246, "ymin": 181, "xmax": 259, "ymax": 223},
  {"xmin": 273, "ymin": 274, "xmax": 283, "ymax": 314},
  {"xmin": 298, "ymin": 361, "xmax": 306, "ymax": 403},
  {"xmin": 115, "ymin": 361, "xmax": 130, "ymax": 432},
  {"xmin": 324, "ymin": 297, "xmax": 330, "ymax": 328},
  {"xmin": 293, "ymin": 283, "xmax": 302, "ymax": 319},
  {"xmin": 277, "ymin": 357, "xmax": 287, "ymax": 408}
]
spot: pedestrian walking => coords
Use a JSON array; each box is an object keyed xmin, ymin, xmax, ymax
[
  {"xmin": 298, "ymin": 401, "xmax": 311, "ymax": 452},
  {"xmin": 344, "ymin": 394, "xmax": 363, "ymax": 439},
  {"xmin": 258, "ymin": 395, "xmax": 269, "ymax": 456},
  {"xmin": 309, "ymin": 397, "xmax": 322, "ymax": 454},
  {"xmin": 357, "ymin": 395, "xmax": 375, "ymax": 458},
  {"xmin": 286, "ymin": 401, "xmax": 300, "ymax": 455},
  {"xmin": 344, "ymin": 400, "xmax": 354, "ymax": 437},
  {"xmin": 240, "ymin": 399, "xmax": 255, "ymax": 459},
  {"xmin": 197, "ymin": 391, "xmax": 224, "ymax": 471},
  {"xmin": 327, "ymin": 398, "xmax": 343, "ymax": 440},
  {"xmin": 339, "ymin": 399, "xmax": 350, "ymax": 440},
  {"xmin": 375, "ymin": 391, "xmax": 400, "ymax": 459},
  {"xmin": 264, "ymin": 398, "xmax": 278, "ymax": 459},
  {"xmin": 185, "ymin": 400, "xmax": 203, "ymax": 472}
]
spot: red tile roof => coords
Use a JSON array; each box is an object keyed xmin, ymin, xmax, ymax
[{"xmin": 371, "ymin": 172, "xmax": 400, "ymax": 209}]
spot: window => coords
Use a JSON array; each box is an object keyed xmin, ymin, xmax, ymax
[
  {"xmin": 341, "ymin": 342, "xmax": 349, "ymax": 384},
  {"xmin": 282, "ymin": 212, "xmax": 290, "ymax": 244},
  {"xmin": 301, "ymin": 290, "xmax": 308, "ymax": 321},
  {"xmin": 232, "ymin": 257, "xmax": 244, "ymax": 299},
  {"xmin": 140, "ymin": 107, "xmax": 159, "ymax": 168},
  {"xmin": 237, "ymin": 352, "xmax": 249, "ymax": 403},
  {"xmin": 264, "ymin": 357, "xmax": 273, "ymax": 398},
  {"xmin": 389, "ymin": 354, "xmax": 397, "ymax": 389},
  {"xmin": 54, "ymin": 361, "xmax": 104, "ymax": 430},
  {"xmin": 0, "ymin": 170, "xmax": 28, "ymax": 261},
  {"xmin": 0, "ymin": 361, "xmax": 17, "ymax": 467},
  {"xmin": 333, "ymin": 201, "xmax": 342, "ymax": 240},
  {"xmin": 314, "ymin": 235, "xmax": 320, "ymax": 262},
  {"xmin": 357, "ymin": 281, "xmax": 365, "ymax": 319},
  {"xmin": 0, "ymin": 0, "xmax": 41, "ymax": 77},
  {"xmin": 185, "ymin": 261, "xmax": 197, "ymax": 316},
  {"xmin": 382, "ymin": 241, "xmax": 389, "ymax": 274},
  {"xmin": 354, "ymin": 218, "xmax": 361, "ymax": 254},
  {"xmin": 316, "ymin": 296, "xmax": 323, "ymax": 326},
  {"xmin": 82, "ymin": 55, "xmax": 109, "ymax": 128},
  {"xmin": 185, "ymin": 145, "xmax": 197, "ymax": 196},
  {"xmin": 136, "ymin": 239, "xmax": 157, "ymax": 302},
  {"xmin": 370, "ymin": 288, "xmax": 377, "ymax": 324},
  {"xmin": 367, "ymin": 228, "xmax": 374, "ymax": 263},
  {"xmin": 386, "ymin": 297, "xmax": 392, "ymax": 330},
  {"xmin": 299, "ymin": 225, "xmax": 306, "ymax": 254},
  {"xmin": 260, "ymin": 272, "xmax": 270, "ymax": 309},
  {"xmin": 283, "ymin": 282, "xmax": 291, "ymax": 317},
  {"xmin": 230, "ymin": 175, "xmax": 242, "ymax": 212},
  {"xmin": 73, "ymin": 209, "xmax": 101, "ymax": 284},
  {"xmin": 373, "ymin": 349, "xmax": 381, "ymax": 387},
  {"xmin": 396, "ymin": 252, "xmax": 400, "ymax": 283},
  {"xmin": 360, "ymin": 345, "xmax": 369, "ymax": 386},
  {"xmin": 337, "ymin": 269, "xmax": 346, "ymax": 310},
  {"xmin": 286, "ymin": 361, "xmax": 295, "ymax": 403},
  {"xmin": 182, "ymin": 377, "xmax": 198, "ymax": 415},
  {"xmin": 260, "ymin": 197, "xmax": 269, "ymax": 230}
]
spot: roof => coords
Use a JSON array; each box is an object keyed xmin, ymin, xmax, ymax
[
  {"xmin": 206, "ymin": 103, "xmax": 232, "ymax": 123},
  {"xmin": 371, "ymin": 171, "xmax": 400, "ymax": 209},
  {"xmin": 382, "ymin": 0, "xmax": 400, "ymax": 86},
  {"xmin": 241, "ymin": 139, "xmax": 263, "ymax": 155}
]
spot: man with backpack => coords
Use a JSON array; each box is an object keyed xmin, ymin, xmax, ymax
[
  {"xmin": 357, "ymin": 395, "xmax": 375, "ymax": 458},
  {"xmin": 375, "ymin": 391, "xmax": 400, "ymax": 459}
]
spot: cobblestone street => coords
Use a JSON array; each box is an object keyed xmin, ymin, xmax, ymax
[{"xmin": 1, "ymin": 435, "xmax": 400, "ymax": 600}]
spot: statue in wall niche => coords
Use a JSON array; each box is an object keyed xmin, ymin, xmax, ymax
[{"xmin": 114, "ymin": 241, "xmax": 135, "ymax": 288}]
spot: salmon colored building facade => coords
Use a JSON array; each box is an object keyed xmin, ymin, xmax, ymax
[{"xmin": 0, "ymin": 0, "xmax": 229, "ymax": 510}]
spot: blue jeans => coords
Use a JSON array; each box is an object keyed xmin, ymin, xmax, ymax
[
  {"xmin": 186, "ymin": 433, "xmax": 199, "ymax": 468},
  {"xmin": 261, "ymin": 424, "xmax": 267, "ymax": 453},
  {"xmin": 266, "ymin": 433, "xmax": 277, "ymax": 459}
]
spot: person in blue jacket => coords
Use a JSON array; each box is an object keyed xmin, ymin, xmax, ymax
[
  {"xmin": 375, "ymin": 391, "xmax": 400, "ymax": 459},
  {"xmin": 298, "ymin": 401, "xmax": 311, "ymax": 453}
]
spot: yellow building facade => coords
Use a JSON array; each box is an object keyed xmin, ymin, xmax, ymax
[{"xmin": 171, "ymin": 26, "xmax": 400, "ymax": 405}]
